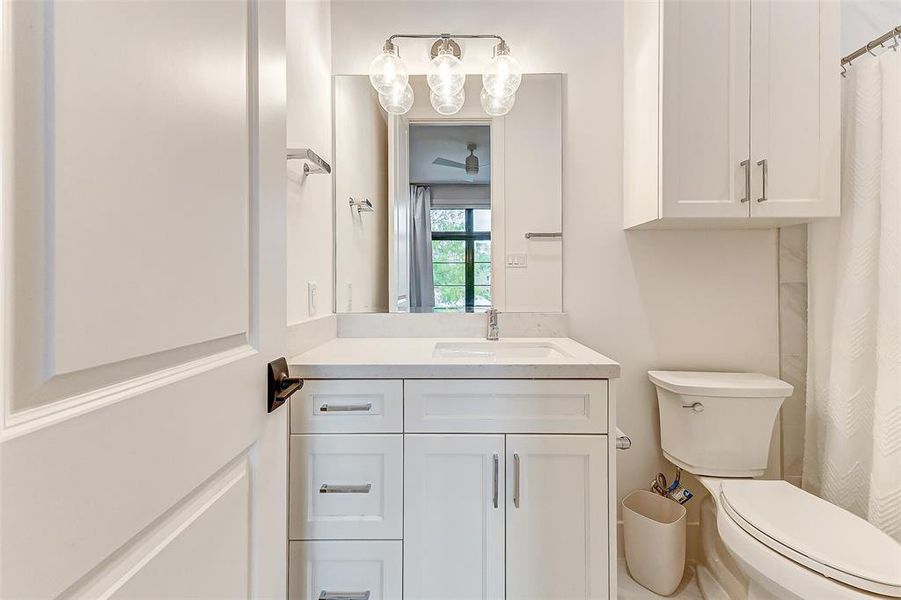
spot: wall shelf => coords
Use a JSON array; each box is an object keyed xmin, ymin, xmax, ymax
[{"xmin": 287, "ymin": 148, "xmax": 331, "ymax": 175}]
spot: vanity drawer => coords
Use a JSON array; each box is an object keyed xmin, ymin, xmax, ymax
[
  {"xmin": 290, "ymin": 380, "xmax": 403, "ymax": 434},
  {"xmin": 404, "ymin": 379, "xmax": 608, "ymax": 433},
  {"xmin": 289, "ymin": 434, "xmax": 403, "ymax": 540},
  {"xmin": 289, "ymin": 540, "xmax": 402, "ymax": 600}
]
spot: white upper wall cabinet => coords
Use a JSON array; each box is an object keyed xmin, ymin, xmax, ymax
[
  {"xmin": 749, "ymin": 0, "xmax": 840, "ymax": 218},
  {"xmin": 624, "ymin": 0, "xmax": 840, "ymax": 229}
]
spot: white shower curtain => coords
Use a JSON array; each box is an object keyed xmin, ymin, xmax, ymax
[{"xmin": 804, "ymin": 49, "xmax": 901, "ymax": 541}]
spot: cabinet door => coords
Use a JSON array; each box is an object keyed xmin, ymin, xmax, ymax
[
  {"xmin": 506, "ymin": 435, "xmax": 609, "ymax": 600},
  {"xmin": 660, "ymin": 0, "xmax": 751, "ymax": 218},
  {"xmin": 750, "ymin": 0, "xmax": 840, "ymax": 218},
  {"xmin": 404, "ymin": 435, "xmax": 505, "ymax": 600}
]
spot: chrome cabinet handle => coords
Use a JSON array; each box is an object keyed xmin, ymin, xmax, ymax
[
  {"xmin": 513, "ymin": 453, "xmax": 521, "ymax": 508},
  {"xmin": 524, "ymin": 232, "xmax": 562, "ymax": 239},
  {"xmin": 757, "ymin": 159, "xmax": 768, "ymax": 202},
  {"xmin": 319, "ymin": 483, "xmax": 372, "ymax": 494},
  {"xmin": 492, "ymin": 453, "xmax": 499, "ymax": 509},
  {"xmin": 319, "ymin": 592, "xmax": 371, "ymax": 600},
  {"xmin": 319, "ymin": 402, "xmax": 372, "ymax": 412},
  {"xmin": 740, "ymin": 159, "xmax": 751, "ymax": 203}
]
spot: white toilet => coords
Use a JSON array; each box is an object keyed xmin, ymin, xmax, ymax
[{"xmin": 649, "ymin": 370, "xmax": 901, "ymax": 600}]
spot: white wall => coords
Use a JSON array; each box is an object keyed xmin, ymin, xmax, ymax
[
  {"xmin": 334, "ymin": 76, "xmax": 389, "ymax": 312},
  {"xmin": 287, "ymin": 0, "xmax": 333, "ymax": 323},
  {"xmin": 842, "ymin": 0, "xmax": 901, "ymax": 55},
  {"xmin": 331, "ymin": 1, "xmax": 780, "ymax": 528}
]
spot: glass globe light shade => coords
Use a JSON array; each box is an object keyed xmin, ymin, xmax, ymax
[
  {"xmin": 379, "ymin": 83, "xmax": 414, "ymax": 115},
  {"xmin": 369, "ymin": 47, "xmax": 408, "ymax": 95},
  {"xmin": 482, "ymin": 52, "xmax": 522, "ymax": 98},
  {"xmin": 427, "ymin": 50, "xmax": 465, "ymax": 96},
  {"xmin": 480, "ymin": 88, "xmax": 516, "ymax": 116},
  {"xmin": 430, "ymin": 88, "xmax": 465, "ymax": 116}
]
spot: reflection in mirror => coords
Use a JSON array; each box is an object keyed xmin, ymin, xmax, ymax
[
  {"xmin": 334, "ymin": 74, "xmax": 562, "ymax": 313},
  {"xmin": 411, "ymin": 124, "xmax": 492, "ymax": 312}
]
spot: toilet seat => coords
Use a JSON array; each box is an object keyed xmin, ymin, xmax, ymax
[{"xmin": 720, "ymin": 480, "xmax": 901, "ymax": 598}]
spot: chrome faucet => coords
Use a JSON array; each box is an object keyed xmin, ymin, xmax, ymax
[{"xmin": 486, "ymin": 308, "xmax": 499, "ymax": 341}]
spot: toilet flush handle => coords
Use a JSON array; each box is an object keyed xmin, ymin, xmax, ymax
[{"xmin": 682, "ymin": 402, "xmax": 704, "ymax": 413}]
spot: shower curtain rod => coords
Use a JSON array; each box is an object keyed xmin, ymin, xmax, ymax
[{"xmin": 841, "ymin": 25, "xmax": 901, "ymax": 66}]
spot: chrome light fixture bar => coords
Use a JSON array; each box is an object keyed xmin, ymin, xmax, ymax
[{"xmin": 368, "ymin": 33, "xmax": 522, "ymax": 117}]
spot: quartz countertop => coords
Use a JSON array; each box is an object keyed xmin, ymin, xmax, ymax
[{"xmin": 288, "ymin": 337, "xmax": 620, "ymax": 379}]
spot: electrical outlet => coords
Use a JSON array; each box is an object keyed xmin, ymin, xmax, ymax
[
  {"xmin": 307, "ymin": 281, "xmax": 317, "ymax": 316},
  {"xmin": 345, "ymin": 282, "xmax": 353, "ymax": 311},
  {"xmin": 506, "ymin": 253, "xmax": 528, "ymax": 268}
]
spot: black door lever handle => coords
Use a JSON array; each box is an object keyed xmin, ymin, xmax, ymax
[{"xmin": 267, "ymin": 357, "xmax": 304, "ymax": 413}]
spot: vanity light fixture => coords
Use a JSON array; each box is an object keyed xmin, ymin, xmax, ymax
[{"xmin": 368, "ymin": 33, "xmax": 522, "ymax": 117}]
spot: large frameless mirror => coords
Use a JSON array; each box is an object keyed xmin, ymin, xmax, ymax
[{"xmin": 334, "ymin": 74, "xmax": 562, "ymax": 313}]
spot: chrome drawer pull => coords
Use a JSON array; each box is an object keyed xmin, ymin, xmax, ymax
[
  {"xmin": 757, "ymin": 158, "xmax": 768, "ymax": 202},
  {"xmin": 319, "ymin": 402, "xmax": 373, "ymax": 412},
  {"xmin": 513, "ymin": 453, "xmax": 521, "ymax": 508},
  {"xmin": 492, "ymin": 453, "xmax": 499, "ymax": 509},
  {"xmin": 319, "ymin": 592, "xmax": 371, "ymax": 600},
  {"xmin": 319, "ymin": 483, "xmax": 372, "ymax": 494},
  {"xmin": 739, "ymin": 159, "xmax": 751, "ymax": 203}
]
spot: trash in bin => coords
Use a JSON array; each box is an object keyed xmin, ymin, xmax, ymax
[
  {"xmin": 650, "ymin": 468, "xmax": 694, "ymax": 505},
  {"xmin": 622, "ymin": 489, "xmax": 687, "ymax": 596}
]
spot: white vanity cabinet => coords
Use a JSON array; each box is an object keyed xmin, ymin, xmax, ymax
[
  {"xmin": 403, "ymin": 434, "xmax": 608, "ymax": 600},
  {"xmin": 288, "ymin": 377, "xmax": 615, "ymax": 600},
  {"xmin": 623, "ymin": 0, "xmax": 840, "ymax": 229}
]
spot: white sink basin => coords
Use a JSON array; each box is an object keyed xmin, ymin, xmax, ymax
[{"xmin": 432, "ymin": 341, "xmax": 571, "ymax": 360}]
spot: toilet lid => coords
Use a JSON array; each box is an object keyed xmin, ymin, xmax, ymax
[
  {"xmin": 721, "ymin": 480, "xmax": 901, "ymax": 597},
  {"xmin": 647, "ymin": 371, "xmax": 793, "ymax": 398}
]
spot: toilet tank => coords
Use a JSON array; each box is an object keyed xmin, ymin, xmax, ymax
[{"xmin": 649, "ymin": 371, "xmax": 793, "ymax": 477}]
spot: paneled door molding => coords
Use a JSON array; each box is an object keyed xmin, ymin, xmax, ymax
[{"xmin": 0, "ymin": 1, "xmax": 289, "ymax": 598}]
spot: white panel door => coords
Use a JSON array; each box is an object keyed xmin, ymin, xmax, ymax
[
  {"xmin": 404, "ymin": 435, "xmax": 505, "ymax": 600},
  {"xmin": 749, "ymin": 0, "xmax": 840, "ymax": 218},
  {"xmin": 660, "ymin": 0, "xmax": 751, "ymax": 218},
  {"xmin": 0, "ymin": 1, "xmax": 287, "ymax": 598},
  {"xmin": 506, "ymin": 435, "xmax": 609, "ymax": 600}
]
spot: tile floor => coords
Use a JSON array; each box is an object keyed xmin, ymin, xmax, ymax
[{"xmin": 617, "ymin": 559, "xmax": 704, "ymax": 599}]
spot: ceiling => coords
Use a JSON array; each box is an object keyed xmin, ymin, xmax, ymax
[{"xmin": 409, "ymin": 124, "xmax": 491, "ymax": 185}]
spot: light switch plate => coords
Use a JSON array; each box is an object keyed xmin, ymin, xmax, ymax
[{"xmin": 506, "ymin": 253, "xmax": 528, "ymax": 268}]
